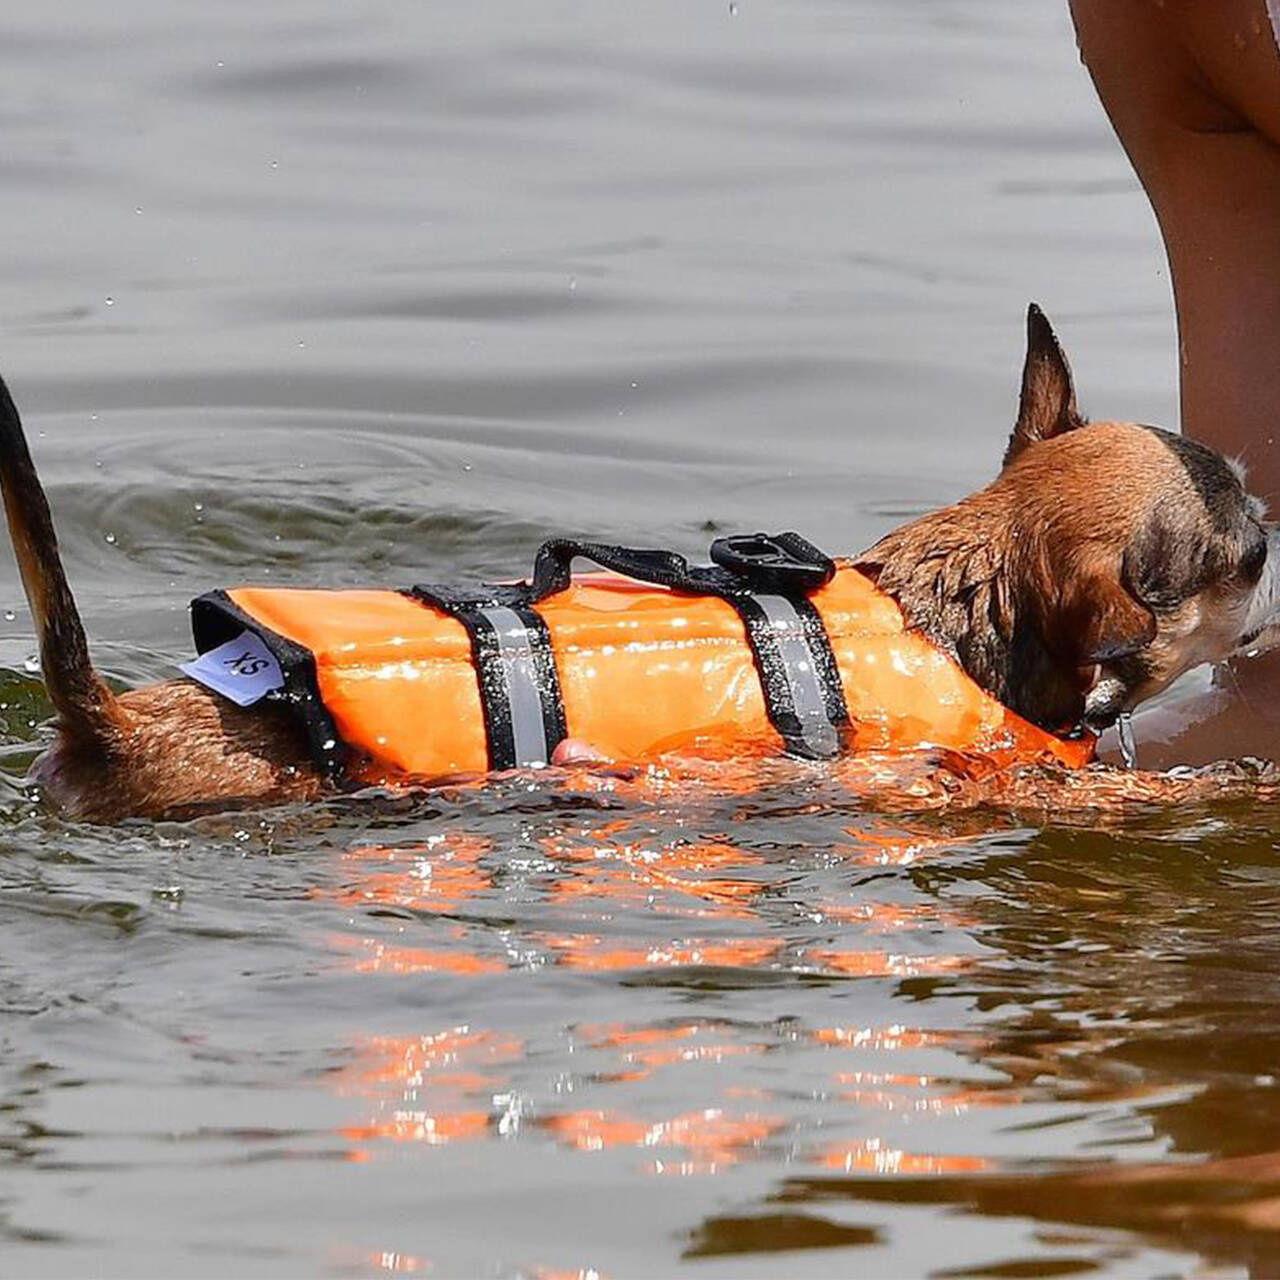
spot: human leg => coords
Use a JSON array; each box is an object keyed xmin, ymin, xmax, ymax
[
  {"xmin": 1070, "ymin": 0, "xmax": 1280, "ymax": 764},
  {"xmin": 1071, "ymin": 0, "xmax": 1280, "ymax": 498}
]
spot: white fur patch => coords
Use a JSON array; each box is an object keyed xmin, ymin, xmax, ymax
[
  {"xmin": 1240, "ymin": 530, "xmax": 1280, "ymax": 653},
  {"xmin": 1225, "ymin": 455, "xmax": 1268, "ymax": 519}
]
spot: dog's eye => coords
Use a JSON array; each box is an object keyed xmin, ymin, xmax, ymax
[{"xmin": 1240, "ymin": 539, "xmax": 1268, "ymax": 583}]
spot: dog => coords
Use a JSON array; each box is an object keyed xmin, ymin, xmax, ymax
[{"xmin": 0, "ymin": 304, "xmax": 1275, "ymax": 821}]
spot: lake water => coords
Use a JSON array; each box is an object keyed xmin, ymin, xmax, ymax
[{"xmin": 2, "ymin": 2, "xmax": 1278, "ymax": 1276}]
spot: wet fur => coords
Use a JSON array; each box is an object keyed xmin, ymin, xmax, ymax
[
  {"xmin": 856, "ymin": 424, "xmax": 1262, "ymax": 733},
  {"xmin": 2, "ymin": 305, "xmax": 1272, "ymax": 821},
  {"xmin": 30, "ymin": 684, "xmax": 321, "ymax": 821},
  {"xmin": 858, "ymin": 309, "xmax": 1271, "ymax": 736}
]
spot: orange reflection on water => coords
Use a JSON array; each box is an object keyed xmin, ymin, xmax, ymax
[
  {"xmin": 814, "ymin": 1136, "xmax": 989, "ymax": 1175},
  {"xmin": 369, "ymin": 1251, "xmax": 427, "ymax": 1274},
  {"xmin": 576, "ymin": 1021, "xmax": 764, "ymax": 1077},
  {"xmin": 631, "ymin": 1041, "xmax": 762, "ymax": 1070},
  {"xmin": 325, "ymin": 832, "xmax": 492, "ymax": 914},
  {"xmin": 542, "ymin": 933, "xmax": 781, "ymax": 972},
  {"xmin": 579, "ymin": 1023, "xmax": 700, "ymax": 1050},
  {"xmin": 342, "ymin": 1110, "xmax": 491, "ymax": 1146},
  {"xmin": 541, "ymin": 1106, "xmax": 781, "ymax": 1174},
  {"xmin": 337, "ymin": 1028, "xmax": 526, "ymax": 1154},
  {"xmin": 336, "ymin": 933, "xmax": 505, "ymax": 976},
  {"xmin": 835, "ymin": 1071, "xmax": 1016, "ymax": 1115},
  {"xmin": 802, "ymin": 948, "xmax": 970, "ymax": 978},
  {"xmin": 335, "ymin": 1028, "xmax": 524, "ymax": 1093},
  {"xmin": 810, "ymin": 1024, "xmax": 956, "ymax": 1051},
  {"xmin": 542, "ymin": 836, "xmax": 764, "ymax": 920},
  {"xmin": 326, "ymin": 1248, "xmax": 430, "ymax": 1274},
  {"xmin": 836, "ymin": 824, "xmax": 961, "ymax": 867},
  {"xmin": 814, "ymin": 899, "xmax": 973, "ymax": 931}
]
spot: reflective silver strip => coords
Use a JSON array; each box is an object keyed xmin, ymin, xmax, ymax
[
  {"xmin": 752, "ymin": 593, "xmax": 841, "ymax": 758},
  {"xmin": 480, "ymin": 605, "xmax": 550, "ymax": 767}
]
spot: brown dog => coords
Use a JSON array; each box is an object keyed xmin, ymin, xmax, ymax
[{"xmin": 1, "ymin": 305, "xmax": 1275, "ymax": 821}]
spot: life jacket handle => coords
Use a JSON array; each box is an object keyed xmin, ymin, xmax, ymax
[
  {"xmin": 708, "ymin": 531, "xmax": 835, "ymax": 595},
  {"xmin": 528, "ymin": 531, "xmax": 834, "ymax": 602}
]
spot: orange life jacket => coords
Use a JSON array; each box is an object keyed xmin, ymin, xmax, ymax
[{"xmin": 186, "ymin": 533, "xmax": 1094, "ymax": 785}]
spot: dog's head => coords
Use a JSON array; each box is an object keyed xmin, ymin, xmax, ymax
[
  {"xmin": 1000, "ymin": 305, "xmax": 1279, "ymax": 731},
  {"xmin": 860, "ymin": 305, "xmax": 1279, "ymax": 735}
]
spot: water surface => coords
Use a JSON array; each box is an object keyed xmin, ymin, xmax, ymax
[{"xmin": 3, "ymin": 2, "xmax": 1278, "ymax": 1276}]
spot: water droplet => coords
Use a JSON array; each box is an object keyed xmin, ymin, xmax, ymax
[
  {"xmin": 296, "ymin": 340, "xmax": 306, "ymax": 349},
  {"xmin": 23, "ymin": 655, "xmax": 40, "ymax": 674},
  {"xmin": 134, "ymin": 206, "xmax": 143, "ymax": 215},
  {"xmin": 728, "ymin": 1, "xmax": 738, "ymax": 13},
  {"xmin": 193, "ymin": 502, "xmax": 203, "ymax": 512},
  {"xmin": 568, "ymin": 275, "xmax": 577, "ymax": 291},
  {"xmin": 104, "ymin": 296, "xmax": 115, "ymax": 307},
  {"xmin": 104, "ymin": 532, "xmax": 117, "ymax": 545}
]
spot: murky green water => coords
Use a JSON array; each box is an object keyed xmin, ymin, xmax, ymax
[{"xmin": 2, "ymin": 2, "xmax": 1277, "ymax": 1276}]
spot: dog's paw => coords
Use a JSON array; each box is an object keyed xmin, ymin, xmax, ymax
[{"xmin": 551, "ymin": 738, "xmax": 614, "ymax": 766}]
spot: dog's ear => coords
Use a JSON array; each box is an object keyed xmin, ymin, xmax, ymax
[
  {"xmin": 1003, "ymin": 303, "xmax": 1085, "ymax": 467},
  {"xmin": 1058, "ymin": 569, "xmax": 1157, "ymax": 668}
]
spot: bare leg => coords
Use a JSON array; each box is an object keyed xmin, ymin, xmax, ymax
[{"xmin": 1072, "ymin": 0, "xmax": 1280, "ymax": 764}]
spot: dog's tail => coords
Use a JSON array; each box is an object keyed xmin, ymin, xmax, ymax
[{"xmin": 0, "ymin": 373, "xmax": 123, "ymax": 748}]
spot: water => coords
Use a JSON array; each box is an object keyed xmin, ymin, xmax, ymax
[{"xmin": 1, "ymin": 1, "xmax": 1276, "ymax": 1275}]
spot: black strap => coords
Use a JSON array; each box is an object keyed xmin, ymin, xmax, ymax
[
  {"xmin": 408, "ymin": 585, "xmax": 567, "ymax": 771},
  {"xmin": 526, "ymin": 531, "xmax": 834, "ymax": 602},
  {"xmin": 526, "ymin": 532, "xmax": 847, "ymax": 758},
  {"xmin": 412, "ymin": 531, "xmax": 847, "ymax": 762},
  {"xmin": 729, "ymin": 591, "xmax": 849, "ymax": 760},
  {"xmin": 191, "ymin": 533, "xmax": 847, "ymax": 776}
]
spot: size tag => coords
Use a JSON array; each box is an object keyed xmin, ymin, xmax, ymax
[{"xmin": 180, "ymin": 629, "xmax": 284, "ymax": 707}]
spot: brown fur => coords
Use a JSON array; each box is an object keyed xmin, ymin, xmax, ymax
[
  {"xmin": 2, "ymin": 305, "xmax": 1272, "ymax": 820},
  {"xmin": 30, "ymin": 682, "xmax": 323, "ymax": 822},
  {"xmin": 859, "ymin": 307, "xmax": 1269, "ymax": 736},
  {"xmin": 857, "ymin": 423, "xmax": 1250, "ymax": 731}
]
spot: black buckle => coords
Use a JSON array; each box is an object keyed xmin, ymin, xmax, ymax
[{"xmin": 709, "ymin": 532, "xmax": 834, "ymax": 595}]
